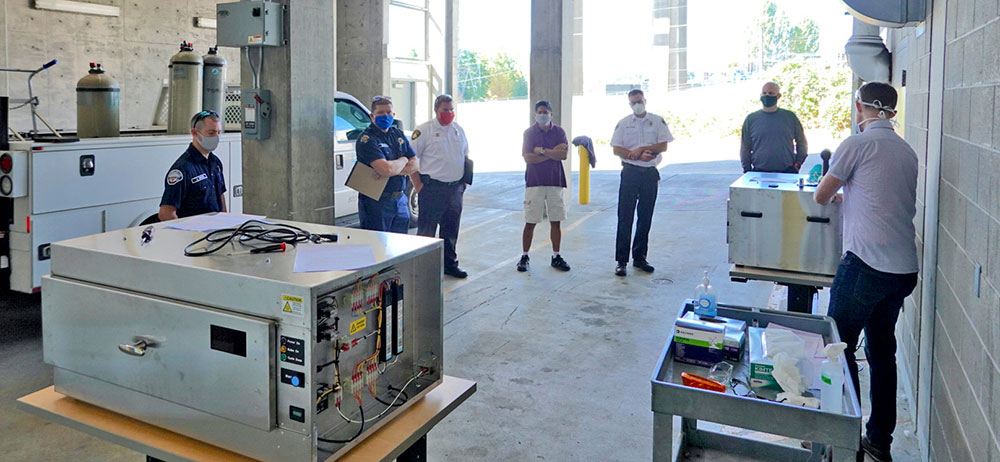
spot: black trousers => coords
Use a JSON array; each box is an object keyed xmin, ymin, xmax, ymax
[
  {"xmin": 417, "ymin": 180, "xmax": 465, "ymax": 268},
  {"xmin": 616, "ymin": 164, "xmax": 659, "ymax": 263}
]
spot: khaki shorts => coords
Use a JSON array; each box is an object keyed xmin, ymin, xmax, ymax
[{"xmin": 524, "ymin": 186, "xmax": 566, "ymax": 224}]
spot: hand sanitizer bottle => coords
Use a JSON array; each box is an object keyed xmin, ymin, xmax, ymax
[
  {"xmin": 820, "ymin": 342, "xmax": 848, "ymax": 413},
  {"xmin": 694, "ymin": 271, "xmax": 717, "ymax": 317}
]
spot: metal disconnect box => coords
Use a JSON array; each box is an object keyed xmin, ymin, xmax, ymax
[
  {"xmin": 216, "ymin": 1, "xmax": 284, "ymax": 47},
  {"xmin": 41, "ymin": 220, "xmax": 443, "ymax": 461},
  {"xmin": 727, "ymin": 172, "xmax": 843, "ymax": 277}
]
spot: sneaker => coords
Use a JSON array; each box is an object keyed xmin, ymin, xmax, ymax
[
  {"xmin": 516, "ymin": 255, "xmax": 530, "ymax": 272},
  {"xmin": 633, "ymin": 260, "xmax": 655, "ymax": 273},
  {"xmin": 551, "ymin": 255, "xmax": 571, "ymax": 271},
  {"xmin": 861, "ymin": 436, "xmax": 892, "ymax": 462},
  {"xmin": 444, "ymin": 266, "xmax": 468, "ymax": 278},
  {"xmin": 615, "ymin": 263, "xmax": 627, "ymax": 277}
]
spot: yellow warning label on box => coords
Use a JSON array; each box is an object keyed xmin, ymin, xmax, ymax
[
  {"xmin": 350, "ymin": 317, "xmax": 367, "ymax": 335},
  {"xmin": 281, "ymin": 294, "xmax": 304, "ymax": 317}
]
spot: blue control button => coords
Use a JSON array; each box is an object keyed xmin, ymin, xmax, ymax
[{"xmin": 291, "ymin": 376, "xmax": 300, "ymax": 387}]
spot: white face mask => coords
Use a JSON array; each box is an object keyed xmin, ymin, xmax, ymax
[
  {"xmin": 197, "ymin": 133, "xmax": 220, "ymax": 152},
  {"xmin": 632, "ymin": 102, "xmax": 645, "ymax": 115},
  {"xmin": 535, "ymin": 113, "xmax": 551, "ymax": 126}
]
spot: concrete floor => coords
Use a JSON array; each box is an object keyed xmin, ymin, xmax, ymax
[{"xmin": 0, "ymin": 158, "xmax": 919, "ymax": 461}]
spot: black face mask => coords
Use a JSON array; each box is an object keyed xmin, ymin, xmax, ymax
[{"xmin": 760, "ymin": 95, "xmax": 778, "ymax": 108}]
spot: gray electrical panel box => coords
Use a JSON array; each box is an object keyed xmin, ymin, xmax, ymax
[
  {"xmin": 241, "ymin": 88, "xmax": 271, "ymax": 140},
  {"xmin": 216, "ymin": 1, "xmax": 284, "ymax": 47}
]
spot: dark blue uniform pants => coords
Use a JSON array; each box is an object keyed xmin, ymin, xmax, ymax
[
  {"xmin": 616, "ymin": 164, "xmax": 659, "ymax": 264},
  {"xmin": 416, "ymin": 181, "xmax": 464, "ymax": 269},
  {"xmin": 359, "ymin": 193, "xmax": 410, "ymax": 234},
  {"xmin": 827, "ymin": 252, "xmax": 917, "ymax": 456}
]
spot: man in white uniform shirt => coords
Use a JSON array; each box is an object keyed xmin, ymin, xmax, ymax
[
  {"xmin": 409, "ymin": 94, "xmax": 471, "ymax": 278},
  {"xmin": 814, "ymin": 82, "xmax": 918, "ymax": 462},
  {"xmin": 610, "ymin": 89, "xmax": 674, "ymax": 277}
]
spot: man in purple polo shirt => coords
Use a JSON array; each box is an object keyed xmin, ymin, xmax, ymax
[{"xmin": 517, "ymin": 100, "xmax": 571, "ymax": 272}]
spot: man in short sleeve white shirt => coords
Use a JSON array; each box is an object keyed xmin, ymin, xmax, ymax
[
  {"xmin": 409, "ymin": 94, "xmax": 471, "ymax": 278},
  {"xmin": 610, "ymin": 89, "xmax": 674, "ymax": 277},
  {"xmin": 814, "ymin": 82, "xmax": 918, "ymax": 462}
]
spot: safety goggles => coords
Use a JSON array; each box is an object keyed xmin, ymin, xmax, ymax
[{"xmin": 190, "ymin": 110, "xmax": 220, "ymax": 129}]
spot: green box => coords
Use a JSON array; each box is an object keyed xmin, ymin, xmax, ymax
[{"xmin": 748, "ymin": 327, "xmax": 782, "ymax": 391}]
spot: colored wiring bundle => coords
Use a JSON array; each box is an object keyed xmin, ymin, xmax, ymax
[{"xmin": 183, "ymin": 219, "xmax": 337, "ymax": 257}]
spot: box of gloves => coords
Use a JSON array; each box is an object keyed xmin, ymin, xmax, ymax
[
  {"xmin": 680, "ymin": 312, "xmax": 746, "ymax": 361},
  {"xmin": 673, "ymin": 316, "xmax": 726, "ymax": 367}
]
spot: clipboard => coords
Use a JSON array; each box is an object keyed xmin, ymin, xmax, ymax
[{"xmin": 346, "ymin": 161, "xmax": 389, "ymax": 200}]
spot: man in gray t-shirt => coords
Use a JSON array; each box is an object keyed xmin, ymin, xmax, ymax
[
  {"xmin": 740, "ymin": 82, "xmax": 808, "ymax": 173},
  {"xmin": 814, "ymin": 82, "xmax": 918, "ymax": 462}
]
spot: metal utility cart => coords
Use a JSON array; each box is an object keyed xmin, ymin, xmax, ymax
[{"xmin": 651, "ymin": 301, "xmax": 861, "ymax": 462}]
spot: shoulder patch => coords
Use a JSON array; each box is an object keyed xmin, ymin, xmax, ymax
[
  {"xmin": 411, "ymin": 129, "xmax": 421, "ymax": 140},
  {"xmin": 166, "ymin": 169, "xmax": 183, "ymax": 186},
  {"xmin": 360, "ymin": 134, "xmax": 369, "ymax": 143}
]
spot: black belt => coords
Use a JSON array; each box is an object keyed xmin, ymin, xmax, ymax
[
  {"xmin": 621, "ymin": 162, "xmax": 657, "ymax": 170},
  {"xmin": 420, "ymin": 174, "xmax": 462, "ymax": 186}
]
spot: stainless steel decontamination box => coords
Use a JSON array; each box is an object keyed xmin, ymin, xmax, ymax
[
  {"xmin": 41, "ymin": 220, "xmax": 444, "ymax": 461},
  {"xmin": 728, "ymin": 172, "xmax": 843, "ymax": 277}
]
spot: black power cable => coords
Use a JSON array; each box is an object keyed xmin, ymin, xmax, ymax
[
  {"xmin": 183, "ymin": 219, "xmax": 337, "ymax": 257},
  {"xmin": 317, "ymin": 404, "xmax": 364, "ymax": 445}
]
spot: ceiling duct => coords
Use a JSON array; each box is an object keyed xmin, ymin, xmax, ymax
[
  {"xmin": 844, "ymin": 19, "xmax": 891, "ymax": 83},
  {"xmin": 842, "ymin": 0, "xmax": 926, "ymax": 28}
]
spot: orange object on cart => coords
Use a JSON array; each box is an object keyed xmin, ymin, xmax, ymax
[{"xmin": 680, "ymin": 372, "xmax": 726, "ymax": 393}]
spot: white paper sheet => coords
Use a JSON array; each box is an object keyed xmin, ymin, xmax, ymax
[
  {"xmin": 165, "ymin": 213, "xmax": 268, "ymax": 232},
  {"xmin": 293, "ymin": 243, "xmax": 377, "ymax": 273},
  {"xmin": 766, "ymin": 322, "xmax": 827, "ymax": 358}
]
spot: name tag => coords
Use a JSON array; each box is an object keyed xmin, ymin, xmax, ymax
[{"xmin": 191, "ymin": 173, "xmax": 209, "ymax": 184}]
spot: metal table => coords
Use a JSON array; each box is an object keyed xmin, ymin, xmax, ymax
[
  {"xmin": 729, "ymin": 264, "xmax": 835, "ymax": 314},
  {"xmin": 651, "ymin": 301, "xmax": 861, "ymax": 462}
]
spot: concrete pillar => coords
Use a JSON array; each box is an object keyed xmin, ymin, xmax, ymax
[
  {"xmin": 530, "ymin": 0, "xmax": 574, "ymax": 200},
  {"xmin": 241, "ymin": 0, "xmax": 337, "ymax": 224},
  {"xmin": 444, "ymin": 0, "xmax": 459, "ymax": 96},
  {"xmin": 337, "ymin": 0, "xmax": 390, "ymax": 103}
]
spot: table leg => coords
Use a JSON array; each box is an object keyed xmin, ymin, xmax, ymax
[
  {"xmin": 652, "ymin": 412, "xmax": 673, "ymax": 462},
  {"xmin": 398, "ymin": 435, "xmax": 427, "ymax": 462},
  {"xmin": 785, "ymin": 284, "xmax": 817, "ymax": 313}
]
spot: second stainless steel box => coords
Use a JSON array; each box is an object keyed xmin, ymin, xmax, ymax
[{"xmin": 728, "ymin": 172, "xmax": 842, "ymax": 276}]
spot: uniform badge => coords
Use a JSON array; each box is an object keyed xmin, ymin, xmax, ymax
[
  {"xmin": 166, "ymin": 169, "xmax": 183, "ymax": 186},
  {"xmin": 360, "ymin": 134, "xmax": 369, "ymax": 143},
  {"xmin": 191, "ymin": 173, "xmax": 209, "ymax": 184},
  {"xmin": 411, "ymin": 130, "xmax": 421, "ymax": 140},
  {"xmin": 397, "ymin": 137, "xmax": 404, "ymax": 145}
]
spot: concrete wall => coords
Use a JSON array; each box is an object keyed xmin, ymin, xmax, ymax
[
  {"xmin": 891, "ymin": 0, "xmax": 1000, "ymax": 460},
  {"xmin": 929, "ymin": 0, "xmax": 1000, "ymax": 460},
  {"xmin": 0, "ymin": 0, "xmax": 241, "ymax": 133}
]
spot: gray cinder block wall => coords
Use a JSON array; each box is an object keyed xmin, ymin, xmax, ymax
[
  {"xmin": 0, "ymin": 0, "xmax": 241, "ymax": 133},
  {"xmin": 892, "ymin": 0, "xmax": 1000, "ymax": 460}
]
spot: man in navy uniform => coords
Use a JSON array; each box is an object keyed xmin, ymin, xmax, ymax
[
  {"xmin": 158, "ymin": 110, "xmax": 227, "ymax": 221},
  {"xmin": 356, "ymin": 96, "xmax": 419, "ymax": 233}
]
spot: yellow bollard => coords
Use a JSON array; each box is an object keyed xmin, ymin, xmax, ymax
[{"xmin": 578, "ymin": 145, "xmax": 590, "ymax": 205}]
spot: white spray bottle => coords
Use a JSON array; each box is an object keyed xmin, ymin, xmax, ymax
[
  {"xmin": 820, "ymin": 342, "xmax": 848, "ymax": 413},
  {"xmin": 694, "ymin": 271, "xmax": 717, "ymax": 317}
]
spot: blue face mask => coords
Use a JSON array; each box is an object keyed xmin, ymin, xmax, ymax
[{"xmin": 374, "ymin": 114, "xmax": 394, "ymax": 130}]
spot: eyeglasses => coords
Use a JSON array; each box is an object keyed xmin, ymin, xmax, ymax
[
  {"xmin": 372, "ymin": 96, "xmax": 392, "ymax": 102},
  {"xmin": 190, "ymin": 110, "xmax": 220, "ymax": 129}
]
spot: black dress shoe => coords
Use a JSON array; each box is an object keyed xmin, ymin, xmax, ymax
[
  {"xmin": 444, "ymin": 266, "xmax": 468, "ymax": 278},
  {"xmin": 615, "ymin": 263, "xmax": 627, "ymax": 277},
  {"xmin": 861, "ymin": 436, "xmax": 892, "ymax": 462},
  {"xmin": 633, "ymin": 260, "xmax": 655, "ymax": 273},
  {"xmin": 551, "ymin": 255, "xmax": 571, "ymax": 271}
]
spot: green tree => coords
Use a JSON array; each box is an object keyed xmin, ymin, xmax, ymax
[
  {"xmin": 789, "ymin": 19, "xmax": 820, "ymax": 54},
  {"xmin": 458, "ymin": 49, "xmax": 490, "ymax": 101},
  {"xmin": 486, "ymin": 53, "xmax": 528, "ymax": 100},
  {"xmin": 749, "ymin": 1, "xmax": 791, "ymax": 69},
  {"xmin": 765, "ymin": 59, "xmax": 852, "ymax": 136}
]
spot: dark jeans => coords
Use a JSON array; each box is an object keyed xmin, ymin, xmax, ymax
[
  {"xmin": 359, "ymin": 193, "xmax": 410, "ymax": 234},
  {"xmin": 827, "ymin": 252, "xmax": 917, "ymax": 455},
  {"xmin": 416, "ymin": 180, "xmax": 464, "ymax": 268},
  {"xmin": 616, "ymin": 164, "xmax": 659, "ymax": 263}
]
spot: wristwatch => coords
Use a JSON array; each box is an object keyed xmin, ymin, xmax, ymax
[{"xmin": 541, "ymin": 148, "xmax": 546, "ymax": 155}]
